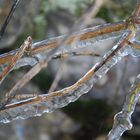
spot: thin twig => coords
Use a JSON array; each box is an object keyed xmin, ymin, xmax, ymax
[
  {"xmin": 0, "ymin": 0, "xmax": 21, "ymax": 40},
  {"xmin": 0, "ymin": 36, "xmax": 32, "ymax": 84},
  {"xmin": 0, "ymin": 59, "xmax": 47, "ymax": 110},
  {"xmin": 48, "ymin": 62, "xmax": 65, "ymax": 93},
  {"xmin": 52, "ymin": 51, "xmax": 100, "ymax": 59}
]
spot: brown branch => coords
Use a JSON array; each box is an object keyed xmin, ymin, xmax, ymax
[
  {"xmin": 126, "ymin": 1, "xmax": 140, "ymax": 25},
  {"xmin": 0, "ymin": 0, "xmax": 105, "ymax": 108},
  {"xmin": 14, "ymin": 94, "xmax": 37, "ymax": 100},
  {"xmin": 127, "ymin": 40, "xmax": 140, "ymax": 49}
]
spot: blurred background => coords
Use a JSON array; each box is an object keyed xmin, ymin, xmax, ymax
[{"xmin": 0, "ymin": 0, "xmax": 140, "ymax": 140}]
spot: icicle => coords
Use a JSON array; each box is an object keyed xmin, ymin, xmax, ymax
[
  {"xmin": 106, "ymin": 74, "xmax": 140, "ymax": 140},
  {"xmin": 0, "ymin": 33, "xmax": 129, "ymax": 123}
]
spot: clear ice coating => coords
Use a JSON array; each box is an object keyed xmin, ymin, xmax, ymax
[
  {"xmin": 0, "ymin": 28, "xmax": 126, "ymax": 72},
  {"xmin": 106, "ymin": 35, "xmax": 140, "ymax": 140},
  {"xmin": 33, "ymin": 23, "xmax": 127, "ymax": 55},
  {"xmin": 0, "ymin": 33, "xmax": 129, "ymax": 123},
  {"xmin": 4, "ymin": 29, "xmax": 126, "ymax": 72},
  {"xmin": 0, "ymin": 57, "xmax": 38, "ymax": 85},
  {"xmin": 14, "ymin": 57, "xmax": 38, "ymax": 69},
  {"xmin": 65, "ymin": 31, "xmax": 123, "ymax": 51},
  {"xmin": 125, "ymin": 39, "xmax": 140, "ymax": 57},
  {"xmin": 37, "ymin": 30, "xmax": 124, "ymax": 54},
  {"xmin": 106, "ymin": 74, "xmax": 140, "ymax": 140},
  {"xmin": 0, "ymin": 23, "xmax": 139, "ymax": 140}
]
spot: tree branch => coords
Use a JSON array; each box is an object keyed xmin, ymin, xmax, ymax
[{"xmin": 0, "ymin": 0, "xmax": 21, "ymax": 40}]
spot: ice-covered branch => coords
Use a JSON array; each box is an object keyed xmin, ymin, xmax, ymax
[
  {"xmin": 126, "ymin": 39, "xmax": 140, "ymax": 57},
  {"xmin": 0, "ymin": 28, "xmax": 127, "ymax": 109},
  {"xmin": 106, "ymin": 74, "xmax": 140, "ymax": 140},
  {"xmin": 0, "ymin": 32, "xmax": 130, "ymax": 123},
  {"xmin": 0, "ymin": 36, "xmax": 32, "ymax": 84},
  {"xmin": 3, "ymin": 29, "xmax": 126, "ymax": 71},
  {"xmin": 0, "ymin": 21, "xmax": 127, "ymax": 66}
]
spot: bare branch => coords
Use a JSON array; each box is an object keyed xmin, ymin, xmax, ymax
[
  {"xmin": 0, "ymin": 36, "xmax": 32, "ymax": 84},
  {"xmin": 0, "ymin": 0, "xmax": 21, "ymax": 40}
]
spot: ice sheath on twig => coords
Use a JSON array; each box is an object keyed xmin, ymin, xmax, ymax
[
  {"xmin": 0, "ymin": 32, "xmax": 132, "ymax": 123},
  {"xmin": 106, "ymin": 73, "xmax": 140, "ymax": 140},
  {"xmin": 1, "ymin": 1, "xmax": 140, "ymax": 140}
]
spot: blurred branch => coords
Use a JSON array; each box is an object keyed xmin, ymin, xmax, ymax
[
  {"xmin": 0, "ymin": 0, "xmax": 21, "ymax": 40},
  {"xmin": 48, "ymin": 62, "xmax": 65, "ymax": 93}
]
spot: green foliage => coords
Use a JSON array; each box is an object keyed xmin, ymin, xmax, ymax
[
  {"xmin": 32, "ymin": 15, "xmax": 47, "ymax": 39},
  {"xmin": 63, "ymin": 99, "xmax": 113, "ymax": 136},
  {"xmin": 96, "ymin": 7, "xmax": 111, "ymax": 22},
  {"xmin": 32, "ymin": 69, "xmax": 53, "ymax": 92},
  {"xmin": 42, "ymin": 0, "xmax": 91, "ymax": 14},
  {"xmin": 109, "ymin": 0, "xmax": 135, "ymax": 21}
]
